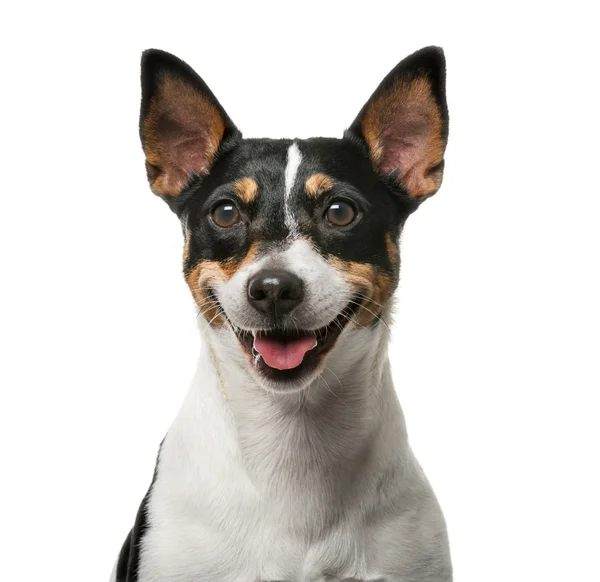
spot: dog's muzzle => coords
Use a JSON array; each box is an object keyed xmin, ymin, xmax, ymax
[{"xmin": 245, "ymin": 269, "xmax": 314, "ymax": 370}]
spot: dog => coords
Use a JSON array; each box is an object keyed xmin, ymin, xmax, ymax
[{"xmin": 111, "ymin": 46, "xmax": 451, "ymax": 582}]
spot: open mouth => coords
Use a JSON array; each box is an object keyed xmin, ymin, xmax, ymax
[{"xmin": 232, "ymin": 298, "xmax": 361, "ymax": 383}]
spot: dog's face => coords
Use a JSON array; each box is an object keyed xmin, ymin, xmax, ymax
[{"xmin": 139, "ymin": 48, "xmax": 448, "ymax": 391}]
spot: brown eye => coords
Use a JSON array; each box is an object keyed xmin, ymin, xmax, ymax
[
  {"xmin": 325, "ymin": 201, "xmax": 356, "ymax": 226},
  {"xmin": 212, "ymin": 202, "xmax": 240, "ymax": 228}
]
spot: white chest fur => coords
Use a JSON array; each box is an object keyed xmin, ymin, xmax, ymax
[{"xmin": 137, "ymin": 337, "xmax": 446, "ymax": 582}]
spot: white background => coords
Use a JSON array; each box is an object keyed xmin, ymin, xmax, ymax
[{"xmin": 1, "ymin": 1, "xmax": 598, "ymax": 580}]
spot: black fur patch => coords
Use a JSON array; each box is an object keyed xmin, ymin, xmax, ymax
[{"xmin": 115, "ymin": 441, "xmax": 163, "ymax": 581}]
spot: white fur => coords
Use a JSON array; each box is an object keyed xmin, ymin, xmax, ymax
[
  {"xmin": 283, "ymin": 142, "xmax": 302, "ymax": 240},
  {"xmin": 138, "ymin": 314, "xmax": 451, "ymax": 581}
]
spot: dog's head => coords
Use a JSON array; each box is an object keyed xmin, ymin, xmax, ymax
[{"xmin": 139, "ymin": 47, "xmax": 448, "ymax": 391}]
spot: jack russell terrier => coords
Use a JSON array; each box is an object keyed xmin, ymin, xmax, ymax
[{"xmin": 112, "ymin": 45, "xmax": 452, "ymax": 582}]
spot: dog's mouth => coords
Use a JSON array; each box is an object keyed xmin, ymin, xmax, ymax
[
  {"xmin": 252, "ymin": 331, "xmax": 318, "ymax": 371},
  {"xmin": 229, "ymin": 297, "xmax": 362, "ymax": 383}
]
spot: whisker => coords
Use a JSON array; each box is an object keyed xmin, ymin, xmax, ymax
[
  {"xmin": 206, "ymin": 309, "xmax": 226, "ymax": 327},
  {"xmin": 354, "ymin": 293, "xmax": 388, "ymax": 310},
  {"xmin": 346, "ymin": 300, "xmax": 391, "ymax": 332},
  {"xmin": 319, "ymin": 370, "xmax": 355, "ymax": 414}
]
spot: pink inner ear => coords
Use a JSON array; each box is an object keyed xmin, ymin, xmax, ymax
[
  {"xmin": 379, "ymin": 119, "xmax": 430, "ymax": 176},
  {"xmin": 362, "ymin": 77, "xmax": 445, "ymax": 199},
  {"xmin": 169, "ymin": 135, "xmax": 212, "ymax": 176},
  {"xmin": 156, "ymin": 109, "xmax": 215, "ymax": 175},
  {"xmin": 378, "ymin": 113, "xmax": 440, "ymax": 198},
  {"xmin": 151, "ymin": 123, "xmax": 214, "ymax": 194},
  {"xmin": 379, "ymin": 128, "xmax": 436, "ymax": 197},
  {"xmin": 144, "ymin": 75, "xmax": 226, "ymax": 196},
  {"xmin": 154, "ymin": 135, "xmax": 211, "ymax": 194}
]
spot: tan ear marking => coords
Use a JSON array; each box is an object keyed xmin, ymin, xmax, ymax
[
  {"xmin": 305, "ymin": 174, "xmax": 334, "ymax": 198},
  {"xmin": 143, "ymin": 75, "xmax": 226, "ymax": 196},
  {"xmin": 361, "ymin": 76, "xmax": 444, "ymax": 199},
  {"xmin": 232, "ymin": 177, "xmax": 259, "ymax": 204}
]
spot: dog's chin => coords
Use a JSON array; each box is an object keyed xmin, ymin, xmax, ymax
[{"xmin": 227, "ymin": 299, "xmax": 361, "ymax": 393}]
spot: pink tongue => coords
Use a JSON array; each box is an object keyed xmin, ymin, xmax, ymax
[{"xmin": 254, "ymin": 333, "xmax": 317, "ymax": 370}]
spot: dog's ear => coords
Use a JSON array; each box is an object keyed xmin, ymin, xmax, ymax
[
  {"xmin": 139, "ymin": 49, "xmax": 240, "ymax": 201},
  {"xmin": 345, "ymin": 46, "xmax": 449, "ymax": 202}
]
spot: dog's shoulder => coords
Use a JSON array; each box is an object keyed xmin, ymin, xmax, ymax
[
  {"xmin": 112, "ymin": 482, "xmax": 153, "ymax": 581},
  {"xmin": 112, "ymin": 441, "xmax": 163, "ymax": 581}
]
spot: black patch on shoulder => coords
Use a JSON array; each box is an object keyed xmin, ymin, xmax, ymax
[{"xmin": 115, "ymin": 440, "xmax": 163, "ymax": 582}]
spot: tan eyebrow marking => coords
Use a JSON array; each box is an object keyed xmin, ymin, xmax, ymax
[
  {"xmin": 231, "ymin": 177, "xmax": 259, "ymax": 204},
  {"xmin": 305, "ymin": 174, "xmax": 334, "ymax": 198}
]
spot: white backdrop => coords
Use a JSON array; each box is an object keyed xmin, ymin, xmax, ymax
[{"xmin": 1, "ymin": 1, "xmax": 598, "ymax": 581}]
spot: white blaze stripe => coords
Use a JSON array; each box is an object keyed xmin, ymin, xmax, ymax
[{"xmin": 284, "ymin": 142, "xmax": 302, "ymax": 239}]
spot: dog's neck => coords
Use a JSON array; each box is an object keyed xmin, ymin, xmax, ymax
[{"xmin": 179, "ymin": 314, "xmax": 407, "ymax": 499}]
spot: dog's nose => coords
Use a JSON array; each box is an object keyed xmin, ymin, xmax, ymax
[{"xmin": 247, "ymin": 270, "xmax": 303, "ymax": 315}]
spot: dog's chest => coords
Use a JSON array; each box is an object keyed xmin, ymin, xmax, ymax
[
  {"xmin": 139, "ymin": 514, "xmax": 382, "ymax": 582},
  {"xmin": 139, "ymin": 477, "xmax": 383, "ymax": 582},
  {"xmin": 137, "ymin": 408, "xmax": 384, "ymax": 581}
]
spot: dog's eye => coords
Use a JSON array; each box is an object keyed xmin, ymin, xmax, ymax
[
  {"xmin": 325, "ymin": 201, "xmax": 356, "ymax": 227},
  {"xmin": 212, "ymin": 202, "xmax": 240, "ymax": 228}
]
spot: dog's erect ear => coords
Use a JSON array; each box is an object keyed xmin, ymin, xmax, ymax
[
  {"xmin": 139, "ymin": 49, "xmax": 240, "ymax": 199},
  {"xmin": 345, "ymin": 46, "xmax": 449, "ymax": 201}
]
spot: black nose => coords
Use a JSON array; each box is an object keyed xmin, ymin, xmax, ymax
[{"xmin": 247, "ymin": 269, "xmax": 304, "ymax": 315}]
